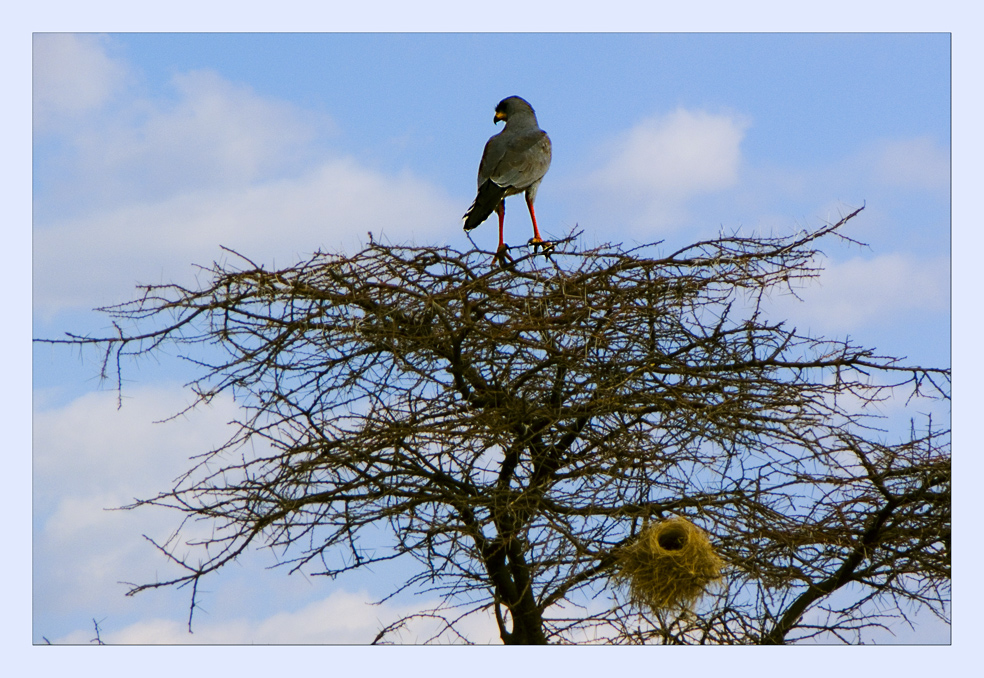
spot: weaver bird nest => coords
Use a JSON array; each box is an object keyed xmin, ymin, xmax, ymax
[{"xmin": 615, "ymin": 517, "xmax": 724, "ymax": 612}]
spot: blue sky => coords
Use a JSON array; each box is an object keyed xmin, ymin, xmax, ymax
[{"xmin": 14, "ymin": 1, "xmax": 979, "ymax": 668}]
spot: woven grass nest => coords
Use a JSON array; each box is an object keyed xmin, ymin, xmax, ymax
[{"xmin": 615, "ymin": 517, "xmax": 724, "ymax": 612}]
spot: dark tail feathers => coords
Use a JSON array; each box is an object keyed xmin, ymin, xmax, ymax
[{"xmin": 463, "ymin": 180, "xmax": 506, "ymax": 231}]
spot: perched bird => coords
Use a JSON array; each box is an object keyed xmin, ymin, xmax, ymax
[{"xmin": 463, "ymin": 96, "xmax": 552, "ymax": 262}]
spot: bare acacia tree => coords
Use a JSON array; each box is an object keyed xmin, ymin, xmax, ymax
[{"xmin": 43, "ymin": 206, "xmax": 950, "ymax": 644}]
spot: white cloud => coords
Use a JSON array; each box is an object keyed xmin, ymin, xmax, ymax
[
  {"xmin": 736, "ymin": 135, "xmax": 950, "ymax": 223},
  {"xmin": 33, "ymin": 385, "xmax": 244, "ymax": 616},
  {"xmin": 574, "ymin": 108, "xmax": 749, "ymax": 233},
  {"xmin": 593, "ymin": 108, "xmax": 748, "ymax": 198},
  {"xmin": 53, "ymin": 588, "xmax": 500, "ymax": 645},
  {"xmin": 33, "ymin": 158, "xmax": 460, "ymax": 314},
  {"xmin": 34, "ymin": 385, "xmax": 239, "ymax": 500},
  {"xmin": 34, "ymin": 384, "xmax": 500, "ymax": 645},
  {"xmin": 33, "ymin": 40, "xmax": 461, "ymax": 316},
  {"xmin": 766, "ymin": 252, "xmax": 949, "ymax": 333},
  {"xmin": 869, "ymin": 136, "xmax": 949, "ymax": 193},
  {"xmin": 33, "ymin": 34, "xmax": 128, "ymax": 130},
  {"xmin": 68, "ymin": 69, "xmax": 331, "ymax": 203}
]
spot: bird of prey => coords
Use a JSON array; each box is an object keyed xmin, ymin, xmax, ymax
[{"xmin": 462, "ymin": 96, "xmax": 552, "ymax": 262}]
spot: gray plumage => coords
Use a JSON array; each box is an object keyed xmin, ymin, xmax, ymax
[{"xmin": 463, "ymin": 96, "xmax": 552, "ymax": 237}]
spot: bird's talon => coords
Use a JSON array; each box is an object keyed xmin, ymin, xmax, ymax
[
  {"xmin": 493, "ymin": 243, "xmax": 513, "ymax": 268},
  {"xmin": 528, "ymin": 238, "xmax": 555, "ymax": 257}
]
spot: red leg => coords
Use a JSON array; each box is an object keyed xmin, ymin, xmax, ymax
[
  {"xmin": 525, "ymin": 196, "xmax": 553, "ymax": 257},
  {"xmin": 526, "ymin": 196, "xmax": 543, "ymax": 242},
  {"xmin": 492, "ymin": 202, "xmax": 511, "ymax": 266},
  {"xmin": 496, "ymin": 202, "xmax": 506, "ymax": 248}
]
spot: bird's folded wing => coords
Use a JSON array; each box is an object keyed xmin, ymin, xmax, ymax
[{"xmin": 485, "ymin": 130, "xmax": 551, "ymax": 191}]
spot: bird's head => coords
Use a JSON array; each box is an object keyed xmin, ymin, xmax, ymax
[{"xmin": 494, "ymin": 96, "xmax": 536, "ymax": 125}]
